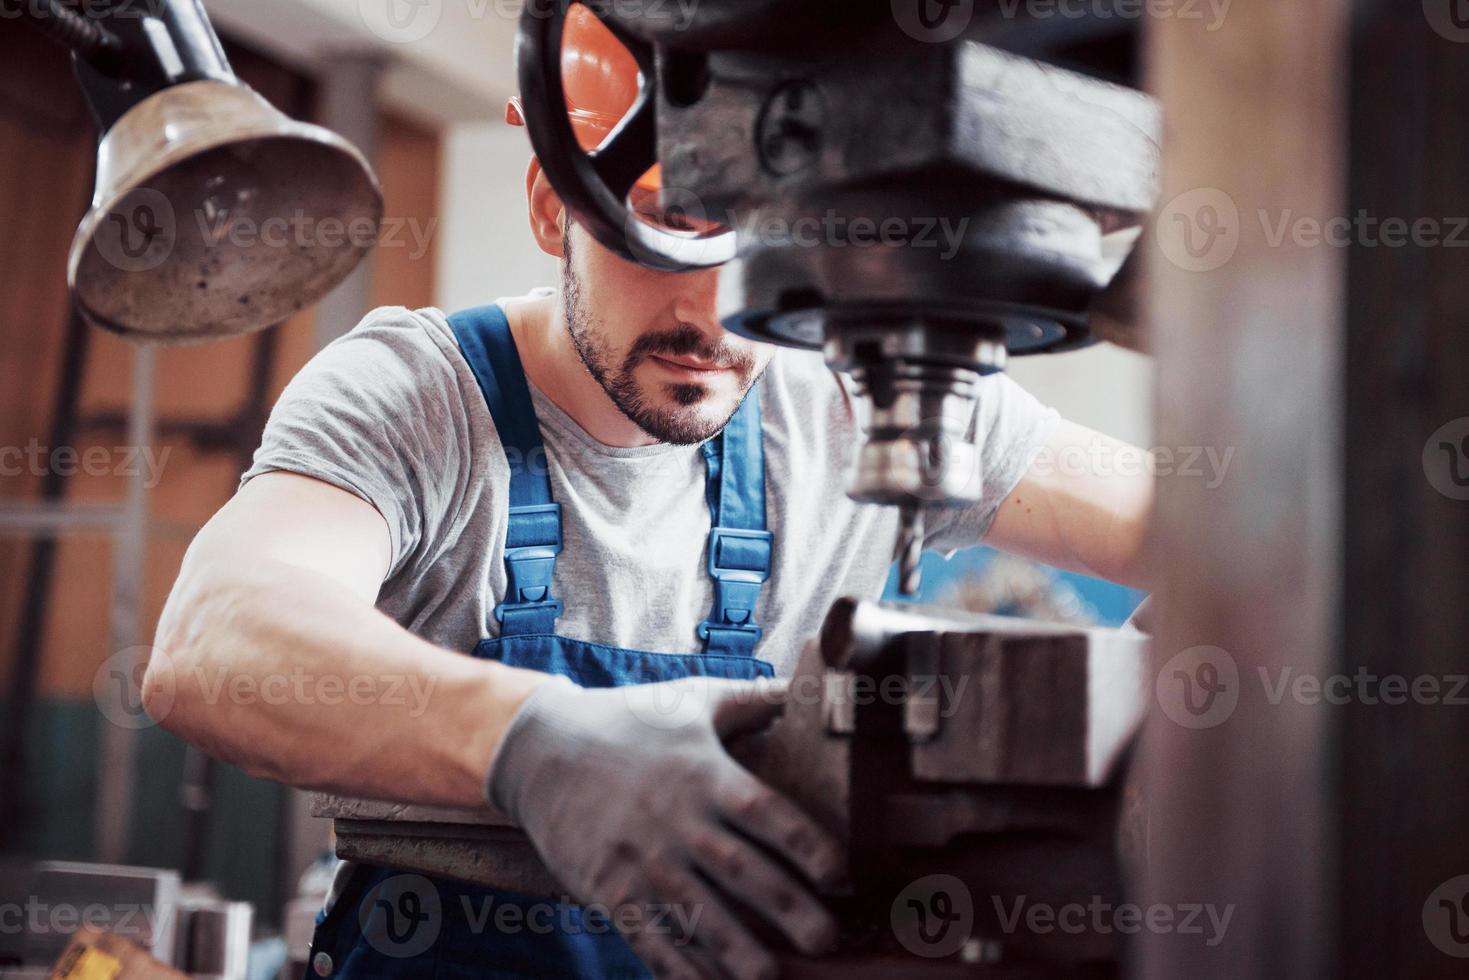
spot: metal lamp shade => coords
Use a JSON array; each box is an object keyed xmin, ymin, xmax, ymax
[{"xmin": 68, "ymin": 79, "xmax": 383, "ymax": 343}]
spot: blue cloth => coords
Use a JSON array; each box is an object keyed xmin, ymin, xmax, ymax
[{"xmin": 307, "ymin": 305, "xmax": 775, "ymax": 979}]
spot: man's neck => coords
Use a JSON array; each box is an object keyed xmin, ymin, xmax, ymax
[{"xmin": 499, "ymin": 292, "xmax": 661, "ymax": 450}]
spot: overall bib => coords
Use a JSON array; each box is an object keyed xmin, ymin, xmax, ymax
[{"xmin": 305, "ymin": 305, "xmax": 777, "ymax": 979}]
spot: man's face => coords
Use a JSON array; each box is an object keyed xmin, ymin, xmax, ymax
[{"xmin": 559, "ymin": 219, "xmax": 777, "ymax": 446}]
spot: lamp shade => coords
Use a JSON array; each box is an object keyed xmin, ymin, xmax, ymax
[{"xmin": 68, "ymin": 79, "xmax": 384, "ymax": 343}]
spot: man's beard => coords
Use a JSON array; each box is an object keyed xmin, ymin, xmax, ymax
[{"xmin": 561, "ymin": 242, "xmax": 761, "ymax": 446}]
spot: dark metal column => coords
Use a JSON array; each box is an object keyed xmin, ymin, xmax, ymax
[{"xmin": 1340, "ymin": 4, "xmax": 1469, "ymax": 976}]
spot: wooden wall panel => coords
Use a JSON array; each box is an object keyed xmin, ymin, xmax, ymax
[
  {"xmin": 372, "ymin": 111, "xmax": 443, "ymax": 314},
  {"xmin": 1, "ymin": 39, "xmax": 442, "ymax": 700}
]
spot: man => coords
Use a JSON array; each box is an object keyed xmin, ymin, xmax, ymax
[{"xmin": 144, "ymin": 10, "xmax": 1151, "ymax": 980}]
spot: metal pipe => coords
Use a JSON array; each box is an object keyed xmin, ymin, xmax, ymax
[{"xmin": 96, "ymin": 343, "xmax": 156, "ymax": 864}]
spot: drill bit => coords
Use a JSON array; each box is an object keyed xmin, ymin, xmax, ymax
[{"xmin": 895, "ymin": 503, "xmax": 925, "ymax": 596}]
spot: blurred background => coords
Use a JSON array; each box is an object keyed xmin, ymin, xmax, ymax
[{"xmin": 0, "ymin": 0, "xmax": 1146, "ymax": 953}]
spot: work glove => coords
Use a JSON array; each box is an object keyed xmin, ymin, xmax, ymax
[{"xmin": 487, "ymin": 675, "xmax": 842, "ymax": 980}]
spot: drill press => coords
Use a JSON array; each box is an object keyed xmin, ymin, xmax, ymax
[{"xmin": 514, "ymin": 0, "xmax": 1158, "ymax": 592}]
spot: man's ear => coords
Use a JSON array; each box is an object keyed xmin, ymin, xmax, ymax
[{"xmin": 525, "ymin": 157, "xmax": 567, "ymax": 258}]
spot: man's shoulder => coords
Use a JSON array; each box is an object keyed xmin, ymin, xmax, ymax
[
  {"xmin": 762, "ymin": 347, "xmax": 854, "ymax": 408},
  {"xmin": 333, "ymin": 305, "xmax": 459, "ymax": 363},
  {"xmin": 759, "ymin": 347, "xmax": 861, "ymax": 445}
]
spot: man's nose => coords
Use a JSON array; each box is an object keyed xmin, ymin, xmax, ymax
[{"xmin": 672, "ymin": 267, "xmax": 729, "ymax": 341}]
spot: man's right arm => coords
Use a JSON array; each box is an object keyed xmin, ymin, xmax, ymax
[
  {"xmin": 146, "ymin": 469, "xmax": 844, "ymax": 978},
  {"xmin": 143, "ymin": 470, "xmax": 550, "ymax": 810}
]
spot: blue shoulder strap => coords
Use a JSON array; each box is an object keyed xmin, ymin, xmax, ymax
[
  {"xmin": 448, "ymin": 305, "xmax": 772, "ymax": 655},
  {"xmin": 449, "ymin": 306, "xmax": 563, "ymax": 637},
  {"xmin": 697, "ymin": 390, "xmax": 773, "ymax": 657}
]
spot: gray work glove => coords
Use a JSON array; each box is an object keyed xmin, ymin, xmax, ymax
[{"xmin": 487, "ymin": 675, "xmax": 842, "ymax": 980}]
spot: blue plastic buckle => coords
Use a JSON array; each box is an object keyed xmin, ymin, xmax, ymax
[
  {"xmin": 697, "ymin": 527, "xmax": 773, "ymax": 645},
  {"xmin": 495, "ymin": 504, "xmax": 564, "ymax": 625}
]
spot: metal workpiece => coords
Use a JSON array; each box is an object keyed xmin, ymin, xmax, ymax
[{"xmin": 325, "ymin": 600, "xmax": 1150, "ymax": 975}]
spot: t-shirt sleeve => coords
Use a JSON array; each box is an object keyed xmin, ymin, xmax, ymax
[
  {"xmin": 240, "ymin": 307, "xmax": 470, "ymax": 578},
  {"xmin": 922, "ymin": 373, "xmax": 1059, "ymax": 556}
]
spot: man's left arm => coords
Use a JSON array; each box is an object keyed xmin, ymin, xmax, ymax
[{"xmin": 982, "ymin": 418, "xmax": 1153, "ymax": 590}]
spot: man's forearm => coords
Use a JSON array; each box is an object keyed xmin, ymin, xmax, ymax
[
  {"xmin": 985, "ymin": 419, "xmax": 1153, "ymax": 591},
  {"xmin": 146, "ymin": 553, "xmax": 547, "ymax": 809}
]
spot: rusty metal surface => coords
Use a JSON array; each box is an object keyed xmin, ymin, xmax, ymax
[{"xmin": 333, "ymin": 820, "xmax": 563, "ymax": 898}]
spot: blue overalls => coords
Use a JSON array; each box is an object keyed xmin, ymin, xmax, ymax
[{"xmin": 306, "ymin": 304, "xmax": 777, "ymax": 979}]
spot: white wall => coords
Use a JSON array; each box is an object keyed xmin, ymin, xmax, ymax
[
  {"xmin": 436, "ymin": 123, "xmax": 560, "ymax": 311},
  {"xmin": 1010, "ymin": 344, "xmax": 1154, "ymax": 446}
]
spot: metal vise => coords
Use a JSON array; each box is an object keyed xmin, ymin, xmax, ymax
[{"xmin": 321, "ymin": 600, "xmax": 1149, "ymax": 977}]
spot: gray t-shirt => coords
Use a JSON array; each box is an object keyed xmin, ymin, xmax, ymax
[{"xmin": 242, "ymin": 303, "xmax": 1057, "ymax": 676}]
